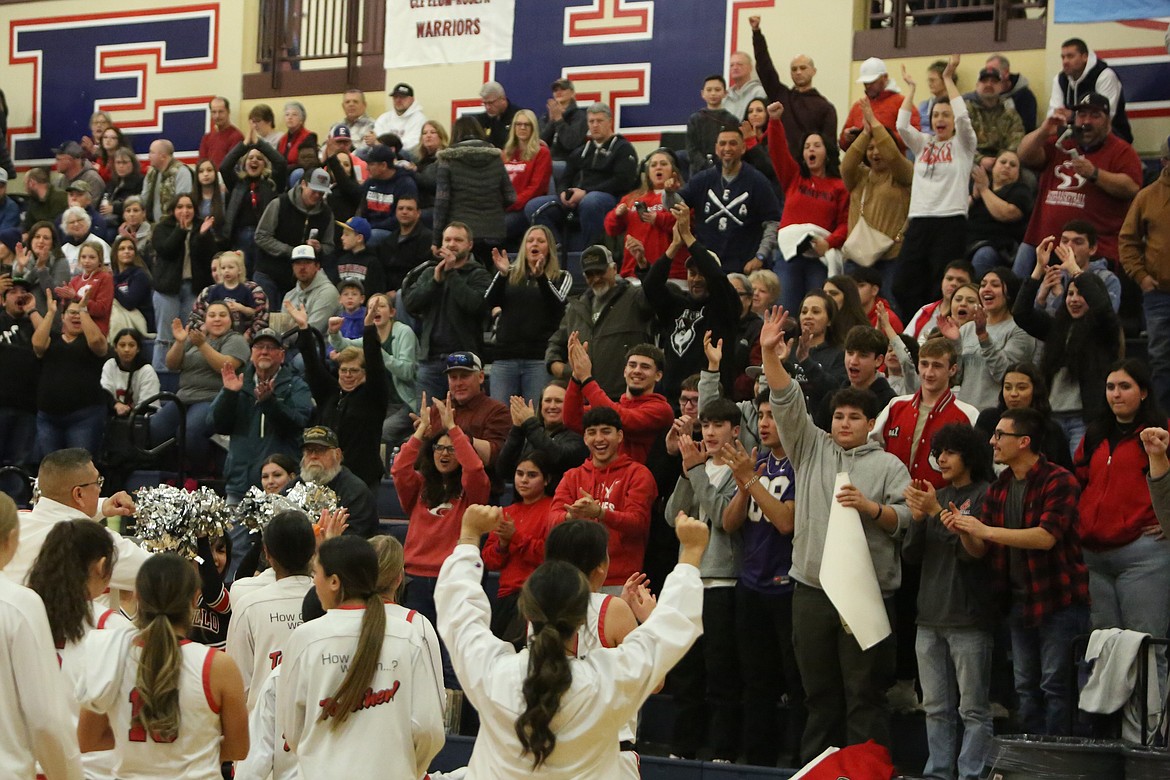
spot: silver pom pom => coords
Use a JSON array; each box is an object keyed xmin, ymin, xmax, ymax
[
  {"xmin": 133, "ymin": 485, "xmax": 231, "ymax": 558},
  {"xmin": 232, "ymin": 482, "xmax": 339, "ymax": 530}
]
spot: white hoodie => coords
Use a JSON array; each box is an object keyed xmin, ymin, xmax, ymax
[{"xmin": 374, "ymin": 101, "xmax": 428, "ymax": 151}]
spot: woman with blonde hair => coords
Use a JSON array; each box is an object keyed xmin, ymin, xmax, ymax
[
  {"xmin": 413, "ymin": 119, "xmax": 449, "ymax": 215},
  {"xmin": 503, "ymin": 108, "xmax": 553, "ymax": 242},
  {"xmin": 76, "ymin": 553, "xmax": 249, "ymax": 779},
  {"xmin": 486, "ymin": 225, "xmax": 573, "ymax": 404}
]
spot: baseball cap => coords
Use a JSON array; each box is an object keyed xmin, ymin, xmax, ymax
[
  {"xmin": 0, "ymin": 228, "xmax": 21, "ymax": 253},
  {"xmin": 0, "ymin": 169, "xmax": 7, "ymax": 185},
  {"xmin": 337, "ymin": 278, "xmax": 364, "ymax": 294},
  {"xmin": 391, "ymin": 83, "xmax": 414, "ymax": 97},
  {"xmin": 7, "ymin": 276, "xmax": 35, "ymax": 293},
  {"xmin": 337, "ymin": 216, "xmax": 372, "ymax": 244},
  {"xmin": 251, "ymin": 328, "xmax": 284, "ymax": 348},
  {"xmin": 445, "ymin": 351, "xmax": 483, "ymax": 373},
  {"xmin": 580, "ymin": 245, "xmax": 615, "ymax": 273},
  {"xmin": 856, "ymin": 57, "xmax": 888, "ymax": 85},
  {"xmin": 305, "ymin": 167, "xmax": 332, "ymax": 194},
  {"xmin": 291, "ymin": 244, "xmax": 317, "ymax": 263},
  {"xmin": 551, "ymin": 77, "xmax": 575, "ymax": 92},
  {"xmin": 1076, "ymin": 92, "xmax": 1110, "ymax": 115},
  {"xmin": 53, "ymin": 141, "xmax": 84, "ymax": 157},
  {"xmin": 329, "ymin": 123, "xmax": 352, "ymax": 141},
  {"xmin": 65, "ymin": 180, "xmax": 91, "ymax": 196},
  {"xmin": 977, "ymin": 67, "xmax": 1001, "ymax": 82},
  {"xmin": 366, "ymin": 144, "xmax": 397, "ymax": 164},
  {"xmin": 302, "ymin": 425, "xmax": 340, "ymax": 448}
]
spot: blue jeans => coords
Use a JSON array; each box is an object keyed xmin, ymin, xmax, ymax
[
  {"xmin": 488, "ymin": 358, "xmax": 548, "ymax": 406},
  {"xmin": 252, "ymin": 271, "xmax": 283, "ymax": 312},
  {"xmin": 36, "ymin": 405, "xmax": 107, "ymax": 462},
  {"xmin": 971, "ymin": 245, "xmax": 1007, "ymax": 278},
  {"xmin": 1084, "ymin": 534, "xmax": 1170, "ymax": 697},
  {"xmin": 152, "ymin": 282, "xmax": 195, "ymax": 370},
  {"xmin": 775, "ymin": 253, "xmax": 828, "ymax": 316},
  {"xmin": 1053, "ymin": 412, "xmax": 1086, "ymax": 459},
  {"xmin": 416, "ymin": 358, "xmax": 449, "ymax": 404},
  {"xmin": 0, "ymin": 407, "xmax": 37, "ymax": 466},
  {"xmin": 1144, "ymin": 290, "xmax": 1170, "ymax": 416},
  {"xmin": 916, "ymin": 626, "xmax": 994, "ymax": 780},
  {"xmin": 1008, "ymin": 602, "xmax": 1089, "ymax": 736},
  {"xmin": 236, "ymin": 226, "xmax": 258, "ymax": 278},
  {"xmin": 148, "ymin": 400, "xmax": 214, "ymax": 472},
  {"xmin": 525, "ymin": 191, "xmax": 616, "ymax": 250},
  {"xmin": 403, "ymin": 575, "xmax": 458, "ymax": 688},
  {"xmin": 1012, "ymin": 242, "xmax": 1038, "ymax": 280}
]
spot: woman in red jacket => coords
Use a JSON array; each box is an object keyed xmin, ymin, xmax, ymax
[
  {"xmin": 604, "ymin": 148, "xmax": 689, "ymax": 279},
  {"xmin": 483, "ymin": 451, "xmax": 555, "ymax": 646},
  {"xmin": 57, "ymin": 240, "xmax": 114, "ymax": 335},
  {"xmin": 502, "ymin": 108, "xmax": 553, "ymax": 244},
  {"xmin": 766, "ymin": 101, "xmax": 849, "ymax": 315},
  {"xmin": 1074, "ymin": 359, "xmax": 1170, "ymax": 656}
]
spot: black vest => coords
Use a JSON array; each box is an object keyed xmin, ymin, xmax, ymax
[
  {"xmin": 256, "ymin": 193, "xmax": 332, "ymax": 293},
  {"xmin": 1058, "ymin": 58, "xmax": 1132, "ymax": 143}
]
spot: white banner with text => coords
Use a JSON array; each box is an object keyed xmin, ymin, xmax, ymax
[{"xmin": 385, "ymin": 0, "xmax": 516, "ymax": 68}]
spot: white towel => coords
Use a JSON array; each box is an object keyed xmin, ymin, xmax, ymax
[{"xmin": 1080, "ymin": 627, "xmax": 1162, "ymax": 744}]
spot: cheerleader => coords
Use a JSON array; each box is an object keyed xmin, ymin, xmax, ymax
[
  {"xmin": 435, "ymin": 506, "xmax": 707, "ymax": 777},
  {"xmin": 76, "ymin": 554, "xmax": 249, "ymax": 779},
  {"xmin": 27, "ymin": 520, "xmax": 130, "ymax": 780},
  {"xmin": 276, "ymin": 536, "xmax": 445, "ymax": 779},
  {"xmin": 0, "ymin": 493, "xmax": 83, "ymax": 780}
]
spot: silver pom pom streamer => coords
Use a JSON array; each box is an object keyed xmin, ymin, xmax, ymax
[
  {"xmin": 133, "ymin": 485, "xmax": 231, "ymax": 558},
  {"xmin": 232, "ymin": 482, "xmax": 339, "ymax": 531}
]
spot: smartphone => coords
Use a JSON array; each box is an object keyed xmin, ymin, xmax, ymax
[
  {"xmin": 308, "ymin": 228, "xmax": 319, "ymax": 240},
  {"xmin": 634, "ymin": 201, "xmax": 648, "ymax": 218}
]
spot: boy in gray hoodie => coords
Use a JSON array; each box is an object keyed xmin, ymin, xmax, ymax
[
  {"xmin": 760, "ymin": 305, "xmax": 912, "ymax": 763},
  {"xmin": 664, "ymin": 397, "xmax": 743, "ymax": 761}
]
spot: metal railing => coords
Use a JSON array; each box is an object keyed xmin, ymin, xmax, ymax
[
  {"xmin": 868, "ymin": 0, "xmax": 1047, "ymax": 47},
  {"xmin": 257, "ymin": 0, "xmax": 385, "ymax": 89}
]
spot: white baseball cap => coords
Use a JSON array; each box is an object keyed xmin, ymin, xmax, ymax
[
  {"xmin": 291, "ymin": 244, "xmax": 317, "ymax": 262},
  {"xmin": 856, "ymin": 57, "xmax": 888, "ymax": 84}
]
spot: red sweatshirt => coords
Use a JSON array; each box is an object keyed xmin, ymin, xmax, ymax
[
  {"xmin": 70, "ymin": 270, "xmax": 114, "ymax": 335},
  {"xmin": 549, "ymin": 454, "xmax": 658, "ymax": 585},
  {"xmin": 505, "ymin": 142, "xmax": 553, "ymax": 213},
  {"xmin": 767, "ymin": 119, "xmax": 850, "ymax": 249},
  {"xmin": 840, "ymin": 89, "xmax": 919, "ymax": 153},
  {"xmin": 867, "ymin": 296, "xmax": 903, "ymax": 333},
  {"xmin": 564, "ymin": 378, "xmax": 674, "ymax": 464},
  {"xmin": 392, "ymin": 427, "xmax": 492, "ymax": 578},
  {"xmin": 603, "ymin": 190, "xmax": 690, "ymax": 279},
  {"xmin": 1075, "ymin": 426, "xmax": 1160, "ymax": 550},
  {"xmin": 482, "ymin": 495, "xmax": 554, "ymax": 597}
]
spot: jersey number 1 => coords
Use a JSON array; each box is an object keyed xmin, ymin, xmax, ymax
[{"xmin": 128, "ymin": 688, "xmax": 179, "ymax": 743}]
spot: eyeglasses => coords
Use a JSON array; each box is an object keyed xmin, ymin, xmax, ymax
[
  {"xmin": 434, "ymin": 445, "xmax": 456, "ymax": 455},
  {"xmin": 252, "ymin": 342, "xmax": 282, "ymax": 352},
  {"xmin": 680, "ymin": 396, "xmax": 700, "ymax": 407},
  {"xmin": 338, "ymin": 366, "xmax": 365, "ymax": 375},
  {"xmin": 74, "ymin": 476, "xmax": 105, "ymax": 490},
  {"xmin": 991, "ymin": 430, "xmax": 1026, "ymax": 441}
]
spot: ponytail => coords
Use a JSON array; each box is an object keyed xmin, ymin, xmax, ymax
[
  {"xmin": 514, "ymin": 561, "xmax": 590, "ymax": 768},
  {"xmin": 27, "ymin": 520, "xmax": 117, "ymax": 647},
  {"xmin": 316, "ymin": 536, "xmax": 386, "ymax": 728},
  {"xmin": 133, "ymin": 554, "xmax": 198, "ymax": 742}
]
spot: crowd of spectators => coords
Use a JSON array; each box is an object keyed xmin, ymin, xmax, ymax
[{"xmin": 2, "ymin": 26, "xmax": 1170, "ymax": 776}]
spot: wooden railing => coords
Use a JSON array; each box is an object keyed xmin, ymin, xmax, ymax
[{"xmin": 867, "ymin": 0, "xmax": 1047, "ymax": 48}]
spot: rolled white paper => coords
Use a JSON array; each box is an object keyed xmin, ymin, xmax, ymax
[{"xmin": 821, "ymin": 471, "xmax": 893, "ymax": 650}]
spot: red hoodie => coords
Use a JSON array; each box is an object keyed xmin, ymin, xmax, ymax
[
  {"xmin": 549, "ymin": 454, "xmax": 658, "ymax": 586},
  {"xmin": 1075, "ymin": 426, "xmax": 1160, "ymax": 550},
  {"xmin": 482, "ymin": 496, "xmax": 554, "ymax": 597},
  {"xmin": 392, "ymin": 427, "xmax": 492, "ymax": 578},
  {"xmin": 564, "ymin": 378, "xmax": 674, "ymax": 464}
]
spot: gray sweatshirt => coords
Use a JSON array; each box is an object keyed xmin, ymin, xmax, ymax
[
  {"xmin": 697, "ymin": 369, "xmax": 760, "ymax": 453},
  {"xmin": 902, "ymin": 481, "xmax": 994, "ymax": 628},
  {"xmin": 1149, "ymin": 472, "xmax": 1170, "ymax": 538},
  {"xmin": 770, "ymin": 380, "xmax": 912, "ymax": 594},
  {"xmin": 666, "ymin": 461, "xmax": 741, "ymax": 580}
]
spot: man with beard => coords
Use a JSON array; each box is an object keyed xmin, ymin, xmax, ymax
[
  {"xmin": 679, "ymin": 126, "xmax": 780, "ymax": 274},
  {"xmin": 642, "ymin": 204, "xmax": 740, "ymax": 400},
  {"xmin": 401, "ymin": 222, "xmax": 492, "ymax": 399},
  {"xmin": 546, "ymin": 245, "xmax": 653, "ymax": 398},
  {"xmin": 298, "ymin": 425, "xmax": 378, "ymax": 538}
]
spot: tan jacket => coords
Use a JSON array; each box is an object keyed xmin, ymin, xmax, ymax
[
  {"xmin": 1120, "ymin": 166, "xmax": 1170, "ymax": 291},
  {"xmin": 841, "ymin": 124, "xmax": 914, "ymax": 260}
]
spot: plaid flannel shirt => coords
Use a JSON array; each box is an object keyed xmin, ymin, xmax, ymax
[{"xmin": 981, "ymin": 456, "xmax": 1090, "ymax": 626}]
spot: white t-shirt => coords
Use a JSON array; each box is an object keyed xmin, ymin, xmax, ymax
[
  {"xmin": 225, "ymin": 574, "xmax": 313, "ymax": 706},
  {"xmin": 0, "ymin": 576, "xmax": 83, "ymax": 780},
  {"xmin": 276, "ymin": 605, "xmax": 446, "ymax": 779},
  {"xmin": 897, "ymin": 100, "xmax": 978, "ymax": 219}
]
